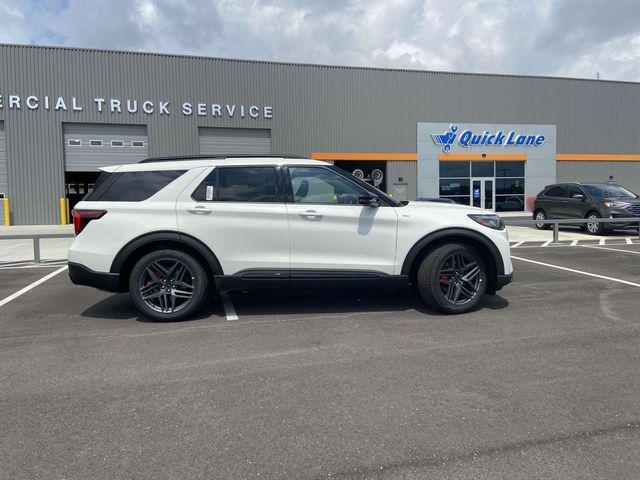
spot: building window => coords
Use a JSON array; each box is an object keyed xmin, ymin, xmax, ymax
[
  {"xmin": 471, "ymin": 161, "xmax": 495, "ymax": 177},
  {"xmin": 90, "ymin": 140, "xmax": 103, "ymax": 147},
  {"xmin": 439, "ymin": 161, "xmax": 470, "ymax": 178},
  {"xmin": 495, "ymin": 161, "xmax": 525, "ymax": 177},
  {"xmin": 439, "ymin": 179, "xmax": 470, "ymax": 196},
  {"xmin": 437, "ymin": 160, "xmax": 526, "ymax": 212},
  {"xmin": 496, "ymin": 178, "xmax": 525, "ymax": 195},
  {"xmin": 111, "ymin": 140, "xmax": 125, "ymax": 147},
  {"xmin": 67, "ymin": 139, "xmax": 81, "ymax": 146},
  {"xmin": 132, "ymin": 141, "xmax": 145, "ymax": 147},
  {"xmin": 496, "ymin": 196, "xmax": 525, "ymax": 212}
]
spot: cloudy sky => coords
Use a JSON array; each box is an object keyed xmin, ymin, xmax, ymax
[{"xmin": 2, "ymin": 0, "xmax": 639, "ymax": 81}]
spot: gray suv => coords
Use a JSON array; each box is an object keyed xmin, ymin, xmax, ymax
[{"xmin": 533, "ymin": 182, "xmax": 640, "ymax": 234}]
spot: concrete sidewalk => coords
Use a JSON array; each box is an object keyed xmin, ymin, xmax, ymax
[{"xmin": 0, "ymin": 225, "xmax": 74, "ymax": 263}]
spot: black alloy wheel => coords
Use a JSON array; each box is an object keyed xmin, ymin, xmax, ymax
[
  {"xmin": 129, "ymin": 249, "xmax": 208, "ymax": 321},
  {"xmin": 417, "ymin": 243, "xmax": 488, "ymax": 314}
]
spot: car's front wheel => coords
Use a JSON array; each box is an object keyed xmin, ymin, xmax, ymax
[
  {"xmin": 417, "ymin": 243, "xmax": 487, "ymax": 314},
  {"xmin": 585, "ymin": 212, "xmax": 604, "ymax": 235},
  {"xmin": 129, "ymin": 249, "xmax": 208, "ymax": 321}
]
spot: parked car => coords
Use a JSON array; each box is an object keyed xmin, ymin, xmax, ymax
[
  {"xmin": 68, "ymin": 155, "xmax": 513, "ymax": 321},
  {"xmin": 416, "ymin": 197, "xmax": 456, "ymax": 204},
  {"xmin": 533, "ymin": 182, "xmax": 640, "ymax": 234}
]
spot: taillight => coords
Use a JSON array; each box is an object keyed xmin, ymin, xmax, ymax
[{"xmin": 73, "ymin": 209, "xmax": 107, "ymax": 235}]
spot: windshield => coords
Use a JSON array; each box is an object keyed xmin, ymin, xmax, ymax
[{"xmin": 583, "ymin": 184, "xmax": 638, "ymax": 199}]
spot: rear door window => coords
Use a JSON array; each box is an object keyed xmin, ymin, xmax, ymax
[
  {"xmin": 90, "ymin": 170, "xmax": 186, "ymax": 202},
  {"xmin": 192, "ymin": 167, "xmax": 277, "ymax": 203},
  {"xmin": 545, "ymin": 186, "xmax": 567, "ymax": 198}
]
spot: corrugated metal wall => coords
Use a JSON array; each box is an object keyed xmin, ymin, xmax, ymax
[
  {"xmin": 387, "ymin": 161, "xmax": 418, "ymax": 200},
  {"xmin": 0, "ymin": 122, "xmax": 6, "ymax": 224},
  {"xmin": 1, "ymin": 44, "xmax": 640, "ymax": 223},
  {"xmin": 198, "ymin": 127, "xmax": 271, "ymax": 155},
  {"xmin": 63, "ymin": 123, "xmax": 148, "ymax": 171},
  {"xmin": 557, "ymin": 161, "xmax": 640, "ymax": 194}
]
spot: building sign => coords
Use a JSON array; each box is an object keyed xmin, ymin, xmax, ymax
[
  {"xmin": 432, "ymin": 124, "xmax": 545, "ymax": 152},
  {"xmin": 0, "ymin": 94, "xmax": 273, "ymax": 119}
]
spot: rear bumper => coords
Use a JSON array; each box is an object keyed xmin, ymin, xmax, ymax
[
  {"xmin": 68, "ymin": 262, "xmax": 120, "ymax": 292},
  {"xmin": 495, "ymin": 272, "xmax": 513, "ymax": 291}
]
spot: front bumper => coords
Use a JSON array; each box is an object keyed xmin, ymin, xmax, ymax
[
  {"xmin": 495, "ymin": 272, "xmax": 513, "ymax": 291},
  {"xmin": 608, "ymin": 212, "xmax": 640, "ymax": 227},
  {"xmin": 68, "ymin": 262, "xmax": 121, "ymax": 292}
]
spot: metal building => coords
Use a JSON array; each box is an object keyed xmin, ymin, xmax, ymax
[{"xmin": 1, "ymin": 43, "xmax": 640, "ymax": 225}]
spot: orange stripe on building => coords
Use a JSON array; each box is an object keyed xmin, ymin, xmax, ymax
[
  {"xmin": 310, "ymin": 152, "xmax": 417, "ymax": 161},
  {"xmin": 557, "ymin": 154, "xmax": 640, "ymax": 161}
]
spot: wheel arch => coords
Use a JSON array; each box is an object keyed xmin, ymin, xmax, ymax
[
  {"xmin": 584, "ymin": 209, "xmax": 602, "ymax": 218},
  {"xmin": 401, "ymin": 228, "xmax": 504, "ymax": 294},
  {"xmin": 533, "ymin": 207, "xmax": 547, "ymax": 216},
  {"xmin": 110, "ymin": 231, "xmax": 223, "ymax": 291}
]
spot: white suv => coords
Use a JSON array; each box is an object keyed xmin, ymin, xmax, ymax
[{"xmin": 69, "ymin": 155, "xmax": 513, "ymax": 321}]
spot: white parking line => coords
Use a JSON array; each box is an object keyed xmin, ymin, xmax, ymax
[
  {"xmin": 570, "ymin": 240, "xmax": 579, "ymax": 246},
  {"xmin": 627, "ymin": 238, "xmax": 633, "ymax": 245},
  {"xmin": 599, "ymin": 238, "xmax": 606, "ymax": 245},
  {"xmin": 541, "ymin": 241, "xmax": 551, "ymax": 247},
  {"xmin": 220, "ymin": 292, "xmax": 238, "ymax": 321},
  {"xmin": 0, "ymin": 266, "xmax": 68, "ymax": 308},
  {"xmin": 580, "ymin": 244, "xmax": 640, "ymax": 255},
  {"xmin": 511, "ymin": 256, "xmax": 640, "ymax": 288},
  {"xmin": 511, "ymin": 241, "xmax": 524, "ymax": 248}
]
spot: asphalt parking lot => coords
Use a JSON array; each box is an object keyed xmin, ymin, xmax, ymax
[{"xmin": 1, "ymin": 244, "xmax": 640, "ymax": 479}]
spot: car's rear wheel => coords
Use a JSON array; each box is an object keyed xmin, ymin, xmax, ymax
[
  {"xmin": 417, "ymin": 243, "xmax": 487, "ymax": 314},
  {"xmin": 585, "ymin": 212, "xmax": 604, "ymax": 235},
  {"xmin": 534, "ymin": 209, "xmax": 550, "ymax": 230},
  {"xmin": 129, "ymin": 249, "xmax": 208, "ymax": 321}
]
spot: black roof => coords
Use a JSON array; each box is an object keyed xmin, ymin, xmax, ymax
[{"xmin": 139, "ymin": 154, "xmax": 306, "ymax": 163}]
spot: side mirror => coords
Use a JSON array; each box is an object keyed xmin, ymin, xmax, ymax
[{"xmin": 358, "ymin": 195, "xmax": 380, "ymax": 207}]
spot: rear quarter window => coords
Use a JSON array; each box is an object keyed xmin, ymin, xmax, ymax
[{"xmin": 88, "ymin": 170, "xmax": 186, "ymax": 202}]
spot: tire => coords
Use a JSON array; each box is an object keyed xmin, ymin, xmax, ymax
[
  {"xmin": 129, "ymin": 249, "xmax": 208, "ymax": 321},
  {"xmin": 417, "ymin": 243, "xmax": 488, "ymax": 314},
  {"xmin": 585, "ymin": 212, "xmax": 604, "ymax": 235},
  {"xmin": 534, "ymin": 209, "xmax": 550, "ymax": 230}
]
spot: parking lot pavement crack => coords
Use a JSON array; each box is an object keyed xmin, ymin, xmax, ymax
[{"xmin": 322, "ymin": 421, "xmax": 640, "ymax": 479}]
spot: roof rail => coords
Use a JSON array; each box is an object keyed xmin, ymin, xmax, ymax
[{"xmin": 139, "ymin": 154, "xmax": 307, "ymax": 163}]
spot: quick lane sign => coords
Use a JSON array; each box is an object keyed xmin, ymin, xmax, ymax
[
  {"xmin": 0, "ymin": 94, "xmax": 273, "ymax": 119},
  {"xmin": 432, "ymin": 124, "xmax": 545, "ymax": 152}
]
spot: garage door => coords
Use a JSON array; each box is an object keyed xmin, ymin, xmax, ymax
[
  {"xmin": 198, "ymin": 127, "xmax": 271, "ymax": 155},
  {"xmin": 0, "ymin": 122, "xmax": 6, "ymax": 225},
  {"xmin": 64, "ymin": 123, "xmax": 148, "ymax": 171}
]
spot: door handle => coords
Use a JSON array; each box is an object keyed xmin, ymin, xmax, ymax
[
  {"xmin": 187, "ymin": 206, "xmax": 213, "ymax": 215},
  {"xmin": 299, "ymin": 210, "xmax": 323, "ymax": 219}
]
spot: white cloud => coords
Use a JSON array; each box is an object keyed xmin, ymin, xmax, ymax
[{"xmin": 2, "ymin": 0, "xmax": 639, "ymax": 81}]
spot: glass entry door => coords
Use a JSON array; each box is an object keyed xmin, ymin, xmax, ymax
[{"xmin": 471, "ymin": 178, "xmax": 494, "ymax": 210}]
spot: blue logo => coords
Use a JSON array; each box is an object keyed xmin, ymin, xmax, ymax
[
  {"xmin": 432, "ymin": 124, "xmax": 546, "ymax": 152},
  {"xmin": 431, "ymin": 125, "xmax": 458, "ymax": 153}
]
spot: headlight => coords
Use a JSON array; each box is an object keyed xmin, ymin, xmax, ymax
[
  {"xmin": 603, "ymin": 200, "xmax": 630, "ymax": 208},
  {"xmin": 468, "ymin": 214, "xmax": 505, "ymax": 230}
]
